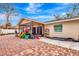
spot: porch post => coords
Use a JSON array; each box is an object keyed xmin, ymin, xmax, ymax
[
  {"xmin": 19, "ymin": 25, "xmax": 20, "ymax": 33},
  {"xmin": 30, "ymin": 22, "xmax": 32, "ymax": 35},
  {"xmin": 36, "ymin": 27, "xmax": 37, "ymax": 35},
  {"xmin": 41, "ymin": 25, "xmax": 44, "ymax": 36}
]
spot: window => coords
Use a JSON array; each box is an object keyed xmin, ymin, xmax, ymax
[{"xmin": 54, "ymin": 24, "xmax": 62, "ymax": 32}]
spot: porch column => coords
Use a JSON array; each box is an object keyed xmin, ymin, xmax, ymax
[
  {"xmin": 19, "ymin": 25, "xmax": 20, "ymax": 33},
  {"xmin": 30, "ymin": 22, "xmax": 32, "ymax": 35},
  {"xmin": 42, "ymin": 25, "xmax": 44, "ymax": 36},
  {"xmin": 43, "ymin": 25, "xmax": 45, "ymax": 36},
  {"xmin": 36, "ymin": 27, "xmax": 37, "ymax": 35}
]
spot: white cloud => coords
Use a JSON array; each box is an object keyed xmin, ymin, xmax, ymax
[
  {"xmin": 0, "ymin": 14, "xmax": 6, "ymax": 25},
  {"xmin": 25, "ymin": 3, "xmax": 43, "ymax": 14},
  {"xmin": 61, "ymin": 12, "xmax": 66, "ymax": 15},
  {"xmin": 61, "ymin": 3, "xmax": 70, "ymax": 6},
  {"xmin": 25, "ymin": 3, "xmax": 71, "ymax": 15},
  {"xmin": 0, "ymin": 13, "xmax": 19, "ymax": 20},
  {"xmin": 0, "ymin": 14, "xmax": 6, "ymax": 20},
  {"xmin": 0, "ymin": 13, "xmax": 21, "ymax": 25},
  {"xmin": 44, "ymin": 6, "xmax": 67, "ymax": 15},
  {"xmin": 31, "ymin": 15, "xmax": 53, "ymax": 19},
  {"xmin": 54, "ymin": 6, "xmax": 65, "ymax": 10},
  {"xmin": 0, "ymin": 14, "xmax": 5, "ymax": 18},
  {"xmin": 27, "ymin": 15, "xmax": 54, "ymax": 22}
]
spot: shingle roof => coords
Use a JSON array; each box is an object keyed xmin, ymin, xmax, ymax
[{"xmin": 45, "ymin": 17, "xmax": 79, "ymax": 24}]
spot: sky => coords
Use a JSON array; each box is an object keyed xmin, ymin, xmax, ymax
[{"xmin": 0, "ymin": 3, "xmax": 77, "ymax": 26}]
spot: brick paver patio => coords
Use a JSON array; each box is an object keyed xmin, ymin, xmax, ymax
[{"xmin": 0, "ymin": 35, "xmax": 79, "ymax": 56}]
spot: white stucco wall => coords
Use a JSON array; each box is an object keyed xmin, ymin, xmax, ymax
[{"xmin": 45, "ymin": 20, "xmax": 79, "ymax": 41}]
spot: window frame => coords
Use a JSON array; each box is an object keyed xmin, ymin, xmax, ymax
[{"xmin": 54, "ymin": 24, "xmax": 63, "ymax": 32}]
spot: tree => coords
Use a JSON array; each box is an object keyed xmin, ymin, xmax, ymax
[
  {"xmin": 72, "ymin": 4, "xmax": 79, "ymax": 13},
  {"xmin": 71, "ymin": 4, "xmax": 79, "ymax": 17},
  {"xmin": 53, "ymin": 14, "xmax": 62, "ymax": 20},
  {"xmin": 66, "ymin": 13, "xmax": 72, "ymax": 18},
  {"xmin": 0, "ymin": 4, "xmax": 19, "ymax": 29},
  {"xmin": 66, "ymin": 4, "xmax": 79, "ymax": 18}
]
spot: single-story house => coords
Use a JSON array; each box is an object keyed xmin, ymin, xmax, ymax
[
  {"xmin": 18, "ymin": 18, "xmax": 44, "ymax": 36},
  {"xmin": 18, "ymin": 17, "xmax": 79, "ymax": 41},
  {"xmin": 44, "ymin": 17, "xmax": 79, "ymax": 41}
]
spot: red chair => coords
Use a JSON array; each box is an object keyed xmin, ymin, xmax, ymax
[{"xmin": 34, "ymin": 35, "xmax": 40, "ymax": 40}]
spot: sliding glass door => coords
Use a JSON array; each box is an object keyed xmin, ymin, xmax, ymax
[{"xmin": 32, "ymin": 26, "xmax": 43, "ymax": 35}]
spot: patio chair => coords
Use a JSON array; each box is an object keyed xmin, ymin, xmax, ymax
[
  {"xmin": 25, "ymin": 35, "xmax": 29, "ymax": 40},
  {"xmin": 34, "ymin": 35, "xmax": 40, "ymax": 40}
]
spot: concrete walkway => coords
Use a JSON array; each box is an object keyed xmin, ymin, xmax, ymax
[{"xmin": 40, "ymin": 37, "xmax": 79, "ymax": 50}]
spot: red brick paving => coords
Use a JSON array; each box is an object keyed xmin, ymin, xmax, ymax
[
  {"xmin": 0, "ymin": 35, "xmax": 79, "ymax": 56},
  {"xmin": 20, "ymin": 43, "xmax": 79, "ymax": 56}
]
